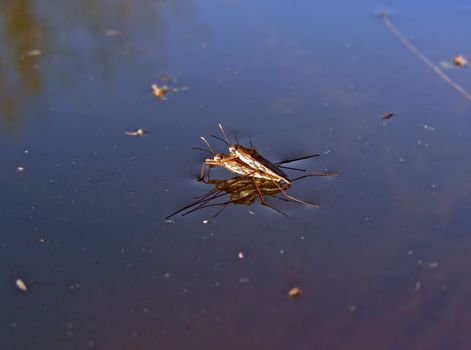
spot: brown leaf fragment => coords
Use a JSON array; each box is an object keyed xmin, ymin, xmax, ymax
[
  {"xmin": 454, "ymin": 55, "xmax": 467, "ymax": 67},
  {"xmin": 288, "ymin": 287, "xmax": 302, "ymax": 298}
]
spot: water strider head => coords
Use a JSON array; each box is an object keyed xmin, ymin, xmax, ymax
[
  {"xmin": 229, "ymin": 144, "xmax": 254, "ymax": 156},
  {"xmin": 213, "ymin": 153, "xmax": 224, "ymax": 161}
]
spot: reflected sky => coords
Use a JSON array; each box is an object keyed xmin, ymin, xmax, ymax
[{"xmin": 2, "ymin": 1, "xmax": 471, "ymax": 349}]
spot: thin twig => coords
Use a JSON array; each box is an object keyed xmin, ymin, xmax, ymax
[{"xmin": 380, "ymin": 11, "xmax": 471, "ymax": 102}]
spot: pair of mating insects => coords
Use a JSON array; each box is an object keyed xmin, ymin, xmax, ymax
[{"xmin": 197, "ymin": 124, "xmax": 332, "ymax": 209}]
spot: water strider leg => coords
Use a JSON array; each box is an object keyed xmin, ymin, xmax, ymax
[
  {"xmin": 272, "ymin": 180, "xmax": 320, "ymax": 208},
  {"xmin": 291, "ymin": 172, "xmax": 338, "ymax": 181},
  {"xmin": 275, "ymin": 154, "xmax": 320, "ymax": 166},
  {"xmin": 250, "ymin": 176, "xmax": 288, "ymax": 217},
  {"xmin": 199, "ymin": 162, "xmax": 209, "ymax": 181}
]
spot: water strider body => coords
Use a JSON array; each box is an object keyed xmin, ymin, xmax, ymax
[
  {"xmin": 198, "ymin": 136, "xmax": 287, "ymax": 182},
  {"xmin": 228, "ymin": 144, "xmax": 291, "ymax": 184},
  {"xmin": 200, "ymin": 152, "xmax": 286, "ymax": 182},
  {"xmin": 215, "ymin": 123, "xmax": 321, "ymax": 185}
]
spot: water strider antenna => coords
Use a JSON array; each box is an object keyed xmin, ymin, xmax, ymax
[
  {"xmin": 218, "ymin": 123, "xmax": 231, "ymax": 144},
  {"xmin": 192, "ymin": 147, "xmax": 213, "ymax": 155},
  {"xmin": 209, "ymin": 134, "xmax": 230, "ymax": 146},
  {"xmin": 200, "ymin": 136, "xmax": 216, "ymax": 154}
]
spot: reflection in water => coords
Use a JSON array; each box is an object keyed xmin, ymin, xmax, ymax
[
  {"xmin": 0, "ymin": 0, "xmax": 204, "ymax": 134},
  {"xmin": 168, "ymin": 172, "xmax": 336, "ymax": 218},
  {"xmin": 0, "ymin": 0, "xmax": 45, "ymax": 129},
  {"xmin": 168, "ymin": 176, "xmax": 293, "ymax": 218}
]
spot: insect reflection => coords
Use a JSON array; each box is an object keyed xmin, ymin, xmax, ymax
[{"xmin": 166, "ymin": 172, "xmax": 335, "ymax": 219}]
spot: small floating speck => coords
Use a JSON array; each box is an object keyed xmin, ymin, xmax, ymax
[
  {"xmin": 288, "ymin": 287, "xmax": 302, "ymax": 298},
  {"xmin": 454, "ymin": 54, "xmax": 467, "ymax": 67},
  {"xmin": 17, "ymin": 166, "xmax": 25, "ymax": 173},
  {"xmin": 151, "ymin": 83, "xmax": 188, "ymax": 100},
  {"xmin": 238, "ymin": 252, "xmax": 244, "ymax": 259},
  {"xmin": 423, "ymin": 124, "xmax": 436, "ymax": 131},
  {"xmin": 125, "ymin": 129, "xmax": 145, "ymax": 137},
  {"xmin": 203, "ymin": 220, "xmax": 208, "ymax": 224},
  {"xmin": 15, "ymin": 278, "xmax": 28, "ymax": 292},
  {"xmin": 151, "ymin": 84, "xmax": 170, "ymax": 100},
  {"xmin": 382, "ymin": 112, "xmax": 395, "ymax": 119},
  {"xmin": 429, "ymin": 262, "xmax": 439, "ymax": 269},
  {"xmin": 249, "ymin": 211, "xmax": 255, "ymax": 215}
]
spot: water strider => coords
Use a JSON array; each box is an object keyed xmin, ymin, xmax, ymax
[
  {"xmin": 197, "ymin": 136, "xmax": 312, "ymax": 182},
  {"xmin": 167, "ymin": 124, "xmax": 337, "ymax": 218},
  {"xmin": 205, "ymin": 124, "xmax": 326, "ymax": 208}
]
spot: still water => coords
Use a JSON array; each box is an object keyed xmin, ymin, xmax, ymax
[{"xmin": 2, "ymin": 1, "xmax": 471, "ymax": 349}]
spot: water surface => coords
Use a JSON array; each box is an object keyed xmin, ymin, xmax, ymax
[{"xmin": 2, "ymin": 1, "xmax": 471, "ymax": 349}]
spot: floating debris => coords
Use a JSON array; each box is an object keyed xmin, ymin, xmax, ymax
[
  {"xmin": 288, "ymin": 287, "xmax": 302, "ymax": 298},
  {"xmin": 423, "ymin": 124, "xmax": 436, "ymax": 131},
  {"xmin": 203, "ymin": 220, "xmax": 208, "ymax": 224},
  {"xmin": 349, "ymin": 305, "xmax": 357, "ymax": 312},
  {"xmin": 125, "ymin": 129, "xmax": 145, "ymax": 137},
  {"xmin": 382, "ymin": 112, "xmax": 395, "ymax": 120},
  {"xmin": 238, "ymin": 252, "xmax": 245, "ymax": 259},
  {"xmin": 17, "ymin": 166, "xmax": 25, "ymax": 173},
  {"xmin": 380, "ymin": 11, "xmax": 471, "ymax": 103},
  {"xmin": 151, "ymin": 84, "xmax": 170, "ymax": 100},
  {"xmin": 151, "ymin": 84, "xmax": 188, "ymax": 100},
  {"xmin": 454, "ymin": 55, "xmax": 467, "ymax": 67},
  {"xmin": 15, "ymin": 278, "xmax": 28, "ymax": 292},
  {"xmin": 429, "ymin": 261, "xmax": 439, "ymax": 269}
]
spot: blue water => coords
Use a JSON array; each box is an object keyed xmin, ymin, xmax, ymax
[{"xmin": 2, "ymin": 1, "xmax": 471, "ymax": 349}]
